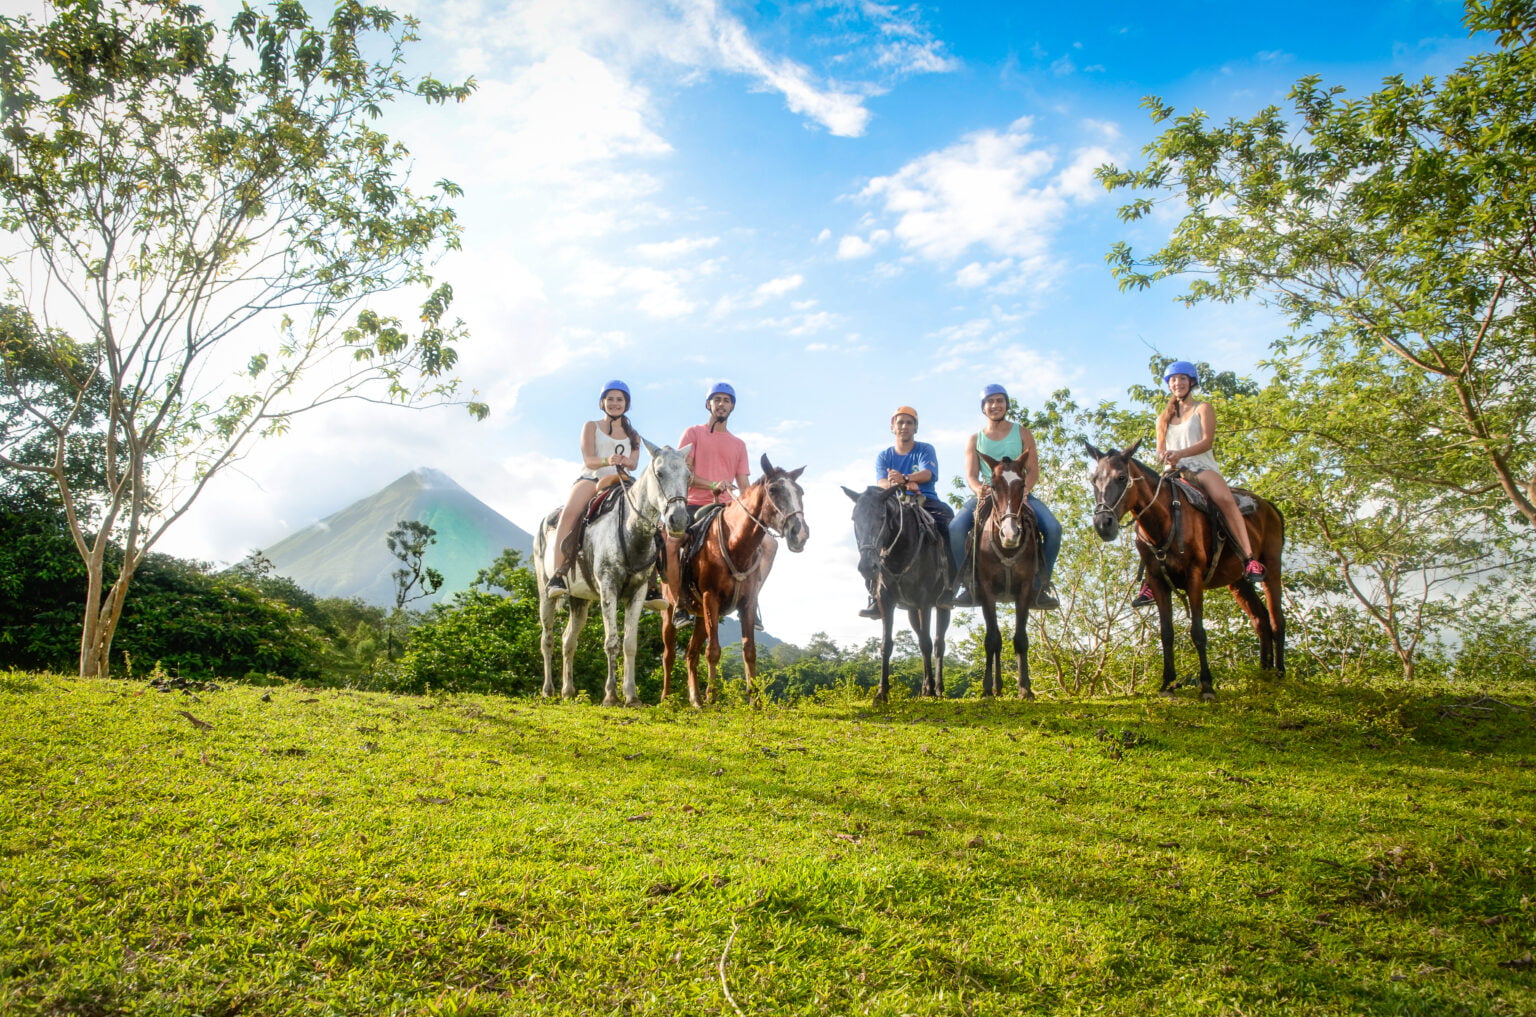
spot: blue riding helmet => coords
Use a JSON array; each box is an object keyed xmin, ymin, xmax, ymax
[
  {"xmin": 980, "ymin": 383, "xmax": 1009, "ymax": 408},
  {"xmin": 707, "ymin": 381, "xmax": 737, "ymax": 406},
  {"xmin": 599, "ymin": 380, "xmax": 631, "ymax": 409},
  {"xmin": 1162, "ymin": 360, "xmax": 1200, "ymax": 387}
]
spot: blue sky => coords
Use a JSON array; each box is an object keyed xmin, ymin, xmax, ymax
[{"xmin": 155, "ymin": 0, "xmax": 1486, "ymax": 647}]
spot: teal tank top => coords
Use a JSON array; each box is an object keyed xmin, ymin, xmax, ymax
[{"xmin": 976, "ymin": 423, "xmax": 1023, "ymax": 482}]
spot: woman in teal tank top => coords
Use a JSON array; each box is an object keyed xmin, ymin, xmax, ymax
[{"xmin": 948, "ymin": 384, "xmax": 1062, "ymax": 609}]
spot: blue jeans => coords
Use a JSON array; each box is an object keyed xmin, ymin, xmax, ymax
[{"xmin": 948, "ymin": 495, "xmax": 1061, "ymax": 592}]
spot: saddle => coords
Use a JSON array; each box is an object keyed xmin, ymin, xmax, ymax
[
  {"xmin": 672, "ymin": 503, "xmax": 727, "ymax": 612},
  {"xmin": 963, "ymin": 495, "xmax": 1043, "ymax": 587},
  {"xmin": 1170, "ymin": 469, "xmax": 1258, "ymax": 517},
  {"xmin": 557, "ymin": 477, "xmax": 632, "ymax": 562}
]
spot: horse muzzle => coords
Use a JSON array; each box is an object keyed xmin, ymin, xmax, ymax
[
  {"xmin": 786, "ymin": 519, "xmax": 809, "ymax": 553},
  {"xmin": 665, "ymin": 505, "xmax": 689, "ymax": 539},
  {"xmin": 1092, "ymin": 510, "xmax": 1120, "ymax": 541}
]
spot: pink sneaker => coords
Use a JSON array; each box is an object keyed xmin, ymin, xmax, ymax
[
  {"xmin": 1131, "ymin": 583, "xmax": 1155, "ymax": 608},
  {"xmin": 1243, "ymin": 559, "xmax": 1266, "ymax": 582}
]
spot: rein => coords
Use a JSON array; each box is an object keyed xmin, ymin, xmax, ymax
[
  {"xmin": 859, "ymin": 494, "xmax": 929, "ymax": 583},
  {"xmin": 713, "ymin": 478, "xmax": 801, "ymax": 584}
]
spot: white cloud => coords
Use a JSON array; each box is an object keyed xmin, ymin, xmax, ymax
[
  {"xmin": 754, "ymin": 273, "xmax": 805, "ymax": 300},
  {"xmin": 837, "ymin": 234, "xmax": 874, "ymax": 259},
  {"xmin": 635, "ymin": 235, "xmax": 721, "ymax": 259},
  {"xmin": 856, "ymin": 117, "xmax": 1119, "ymax": 291}
]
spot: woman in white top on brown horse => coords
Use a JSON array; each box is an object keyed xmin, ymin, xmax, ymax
[
  {"xmin": 1134, "ymin": 360, "xmax": 1264, "ymax": 605},
  {"xmin": 547, "ymin": 380, "xmax": 641, "ymax": 593}
]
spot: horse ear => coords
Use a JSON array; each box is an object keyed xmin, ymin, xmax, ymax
[
  {"xmin": 786, "ymin": 466, "xmax": 805, "ymax": 482},
  {"xmin": 978, "ymin": 452, "xmax": 999, "ymax": 472},
  {"xmin": 760, "ymin": 453, "xmax": 775, "ymax": 476},
  {"xmin": 642, "ymin": 437, "xmax": 661, "ymax": 458},
  {"xmin": 1126, "ymin": 438, "xmax": 1143, "ymax": 458},
  {"xmin": 842, "ymin": 486, "xmax": 862, "ymax": 503},
  {"xmin": 677, "ymin": 443, "xmax": 693, "ymax": 457},
  {"xmin": 1083, "ymin": 440, "xmax": 1103, "ymax": 461}
]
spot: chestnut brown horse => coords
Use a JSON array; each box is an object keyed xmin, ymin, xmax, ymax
[
  {"xmin": 662, "ymin": 455, "xmax": 809, "ymax": 707},
  {"xmin": 1085, "ymin": 439, "xmax": 1285, "ymax": 699},
  {"xmin": 973, "ymin": 453, "xmax": 1040, "ymax": 699}
]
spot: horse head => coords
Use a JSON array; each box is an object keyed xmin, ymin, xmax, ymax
[
  {"xmin": 979, "ymin": 453, "xmax": 1029, "ymax": 550},
  {"xmin": 760, "ymin": 453, "xmax": 809, "ymax": 553},
  {"xmin": 642, "ymin": 438, "xmax": 692, "ymax": 538},
  {"xmin": 843, "ymin": 484, "xmax": 901, "ymax": 582},
  {"xmin": 1083, "ymin": 438, "xmax": 1143, "ymax": 541}
]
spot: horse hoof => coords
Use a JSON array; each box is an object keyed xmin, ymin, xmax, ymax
[
  {"xmin": 625, "ymin": 698, "xmax": 642, "ymax": 708},
  {"xmin": 603, "ymin": 696, "xmax": 619, "ymax": 707},
  {"xmin": 1161, "ymin": 689, "xmax": 1177, "ymax": 699},
  {"xmin": 1201, "ymin": 691, "xmax": 1216, "ymax": 702},
  {"xmin": 1020, "ymin": 689, "xmax": 1035, "ymax": 701}
]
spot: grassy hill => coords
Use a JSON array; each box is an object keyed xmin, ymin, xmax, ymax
[
  {"xmin": 2, "ymin": 671, "xmax": 1533, "ymax": 1015},
  {"xmin": 258, "ymin": 468, "xmax": 534, "ymax": 607}
]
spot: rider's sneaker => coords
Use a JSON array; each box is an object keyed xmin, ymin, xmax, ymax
[
  {"xmin": 951, "ymin": 586, "xmax": 975, "ymax": 608},
  {"xmin": 1032, "ymin": 586, "xmax": 1060, "ymax": 610},
  {"xmin": 1131, "ymin": 583, "xmax": 1155, "ymax": 608},
  {"xmin": 546, "ymin": 574, "xmax": 567, "ymax": 596},
  {"xmin": 859, "ymin": 597, "xmax": 881, "ymax": 619},
  {"xmin": 671, "ymin": 608, "xmax": 693, "ymax": 629},
  {"xmin": 1243, "ymin": 558, "xmax": 1266, "ymax": 582}
]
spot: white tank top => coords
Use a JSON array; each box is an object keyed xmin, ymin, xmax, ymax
[
  {"xmin": 580, "ymin": 422, "xmax": 631, "ymax": 481},
  {"xmin": 1165, "ymin": 406, "xmax": 1219, "ymax": 473}
]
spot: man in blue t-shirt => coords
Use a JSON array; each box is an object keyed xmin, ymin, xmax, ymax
[{"xmin": 860, "ymin": 405, "xmax": 957, "ymax": 618}]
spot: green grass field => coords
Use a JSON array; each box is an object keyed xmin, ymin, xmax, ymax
[{"xmin": 2, "ymin": 670, "xmax": 1532, "ymax": 1016}]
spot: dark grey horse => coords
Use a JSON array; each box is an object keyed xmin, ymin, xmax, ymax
[
  {"xmin": 535, "ymin": 440, "xmax": 691, "ymax": 706},
  {"xmin": 843, "ymin": 485, "xmax": 951, "ymax": 702}
]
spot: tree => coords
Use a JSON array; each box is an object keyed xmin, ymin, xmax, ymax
[
  {"xmin": 0, "ymin": 0, "xmax": 484, "ymax": 679},
  {"xmin": 1099, "ymin": 0, "xmax": 1536, "ymax": 532},
  {"xmin": 384, "ymin": 518, "xmax": 442, "ymax": 658}
]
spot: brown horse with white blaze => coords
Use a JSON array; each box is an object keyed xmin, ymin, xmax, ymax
[
  {"xmin": 662, "ymin": 455, "xmax": 809, "ymax": 707},
  {"xmin": 973, "ymin": 453, "xmax": 1040, "ymax": 699},
  {"xmin": 1085, "ymin": 439, "xmax": 1285, "ymax": 699}
]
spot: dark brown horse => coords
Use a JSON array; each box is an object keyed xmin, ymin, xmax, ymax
[
  {"xmin": 1085, "ymin": 439, "xmax": 1285, "ymax": 699},
  {"xmin": 662, "ymin": 455, "xmax": 809, "ymax": 707},
  {"xmin": 973, "ymin": 453, "xmax": 1039, "ymax": 699}
]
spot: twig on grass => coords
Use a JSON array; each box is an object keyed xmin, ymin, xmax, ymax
[{"xmin": 719, "ymin": 918, "xmax": 746, "ymax": 1017}]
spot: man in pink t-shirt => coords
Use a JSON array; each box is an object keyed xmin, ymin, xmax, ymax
[{"xmin": 663, "ymin": 382, "xmax": 752, "ymax": 624}]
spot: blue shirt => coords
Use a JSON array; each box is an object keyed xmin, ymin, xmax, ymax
[{"xmin": 875, "ymin": 441, "xmax": 940, "ymax": 502}]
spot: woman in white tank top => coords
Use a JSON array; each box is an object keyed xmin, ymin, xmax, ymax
[
  {"xmin": 1133, "ymin": 361, "xmax": 1265, "ymax": 604},
  {"xmin": 547, "ymin": 381, "xmax": 642, "ymax": 592}
]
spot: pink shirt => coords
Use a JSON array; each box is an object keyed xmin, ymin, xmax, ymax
[{"xmin": 680, "ymin": 424, "xmax": 749, "ymax": 507}]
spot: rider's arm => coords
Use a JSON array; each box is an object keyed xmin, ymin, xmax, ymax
[
  {"xmin": 619, "ymin": 434, "xmax": 640, "ymax": 471},
  {"xmin": 963, "ymin": 433, "xmax": 984, "ymax": 498},
  {"xmin": 579, "ymin": 421, "xmax": 608, "ymax": 472},
  {"xmin": 1020, "ymin": 428, "xmax": 1040, "ymax": 495}
]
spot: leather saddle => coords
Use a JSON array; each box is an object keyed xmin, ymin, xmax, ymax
[{"xmin": 554, "ymin": 478, "xmax": 632, "ymax": 562}]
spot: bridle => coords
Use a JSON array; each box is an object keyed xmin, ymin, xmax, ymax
[
  {"xmin": 1093, "ymin": 456, "xmax": 1170, "ymax": 528},
  {"xmin": 984, "ymin": 471, "xmax": 1031, "ymax": 562},
  {"xmin": 714, "ymin": 473, "xmax": 805, "ymax": 582}
]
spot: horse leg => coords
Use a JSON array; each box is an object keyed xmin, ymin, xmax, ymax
[
  {"xmin": 704, "ymin": 600, "xmax": 725, "ymax": 706},
  {"xmin": 1187, "ymin": 582, "xmax": 1215, "ymax": 701},
  {"xmin": 538, "ymin": 547, "xmax": 557, "ymax": 698},
  {"xmin": 686, "ymin": 612, "xmax": 707, "ymax": 709},
  {"xmin": 622, "ymin": 584, "xmax": 645, "ymax": 706},
  {"xmin": 738, "ymin": 594, "xmax": 760, "ymax": 707},
  {"xmin": 909, "ymin": 607, "xmax": 934, "ymax": 698},
  {"xmin": 661, "ymin": 608, "xmax": 677, "ymax": 702},
  {"xmin": 561, "ymin": 598, "xmax": 590, "ymax": 700},
  {"xmin": 980, "ymin": 599, "xmax": 1001, "ymax": 697},
  {"xmin": 935, "ymin": 608, "xmax": 950, "ymax": 698},
  {"xmin": 1265, "ymin": 567, "xmax": 1286, "ymax": 676},
  {"xmin": 876, "ymin": 607, "xmax": 895, "ymax": 705},
  {"xmin": 598, "ymin": 581, "xmax": 624, "ymax": 707},
  {"xmin": 1015, "ymin": 603, "xmax": 1033, "ymax": 701},
  {"xmin": 1153, "ymin": 581, "xmax": 1178, "ymax": 695},
  {"xmin": 1231, "ymin": 582, "xmax": 1274, "ymax": 670}
]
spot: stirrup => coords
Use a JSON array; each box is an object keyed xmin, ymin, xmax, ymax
[
  {"xmin": 1131, "ymin": 583, "xmax": 1154, "ymax": 608},
  {"xmin": 951, "ymin": 587, "xmax": 975, "ymax": 608},
  {"xmin": 859, "ymin": 597, "xmax": 881, "ymax": 619},
  {"xmin": 1243, "ymin": 559, "xmax": 1266, "ymax": 582},
  {"xmin": 1032, "ymin": 586, "xmax": 1060, "ymax": 610}
]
